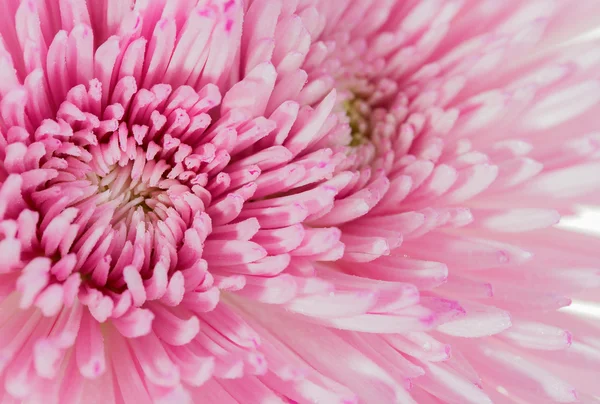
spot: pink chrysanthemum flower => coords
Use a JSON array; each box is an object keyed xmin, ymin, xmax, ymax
[{"xmin": 1, "ymin": 0, "xmax": 600, "ymax": 402}]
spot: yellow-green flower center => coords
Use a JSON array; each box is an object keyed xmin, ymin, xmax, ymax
[{"xmin": 343, "ymin": 98, "xmax": 373, "ymax": 147}]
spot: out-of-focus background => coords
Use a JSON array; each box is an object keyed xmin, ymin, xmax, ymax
[
  {"xmin": 558, "ymin": 206, "xmax": 600, "ymax": 319},
  {"xmin": 559, "ymin": 206, "xmax": 600, "ymax": 235}
]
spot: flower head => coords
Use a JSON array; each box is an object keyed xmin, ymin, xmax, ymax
[{"xmin": 1, "ymin": 0, "xmax": 600, "ymax": 402}]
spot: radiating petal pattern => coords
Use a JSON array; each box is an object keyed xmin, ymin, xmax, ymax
[{"xmin": 0, "ymin": 0, "xmax": 599, "ymax": 402}]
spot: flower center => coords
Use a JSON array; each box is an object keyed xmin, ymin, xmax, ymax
[
  {"xmin": 25, "ymin": 77, "xmax": 224, "ymax": 300},
  {"xmin": 343, "ymin": 97, "xmax": 373, "ymax": 147},
  {"xmin": 89, "ymin": 164, "xmax": 167, "ymax": 224},
  {"xmin": 338, "ymin": 74, "xmax": 401, "ymax": 150}
]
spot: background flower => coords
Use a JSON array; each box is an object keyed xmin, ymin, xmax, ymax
[{"xmin": 0, "ymin": 0, "xmax": 600, "ymax": 403}]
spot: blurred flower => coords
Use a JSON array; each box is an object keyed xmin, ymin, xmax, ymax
[{"xmin": 1, "ymin": 0, "xmax": 600, "ymax": 402}]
